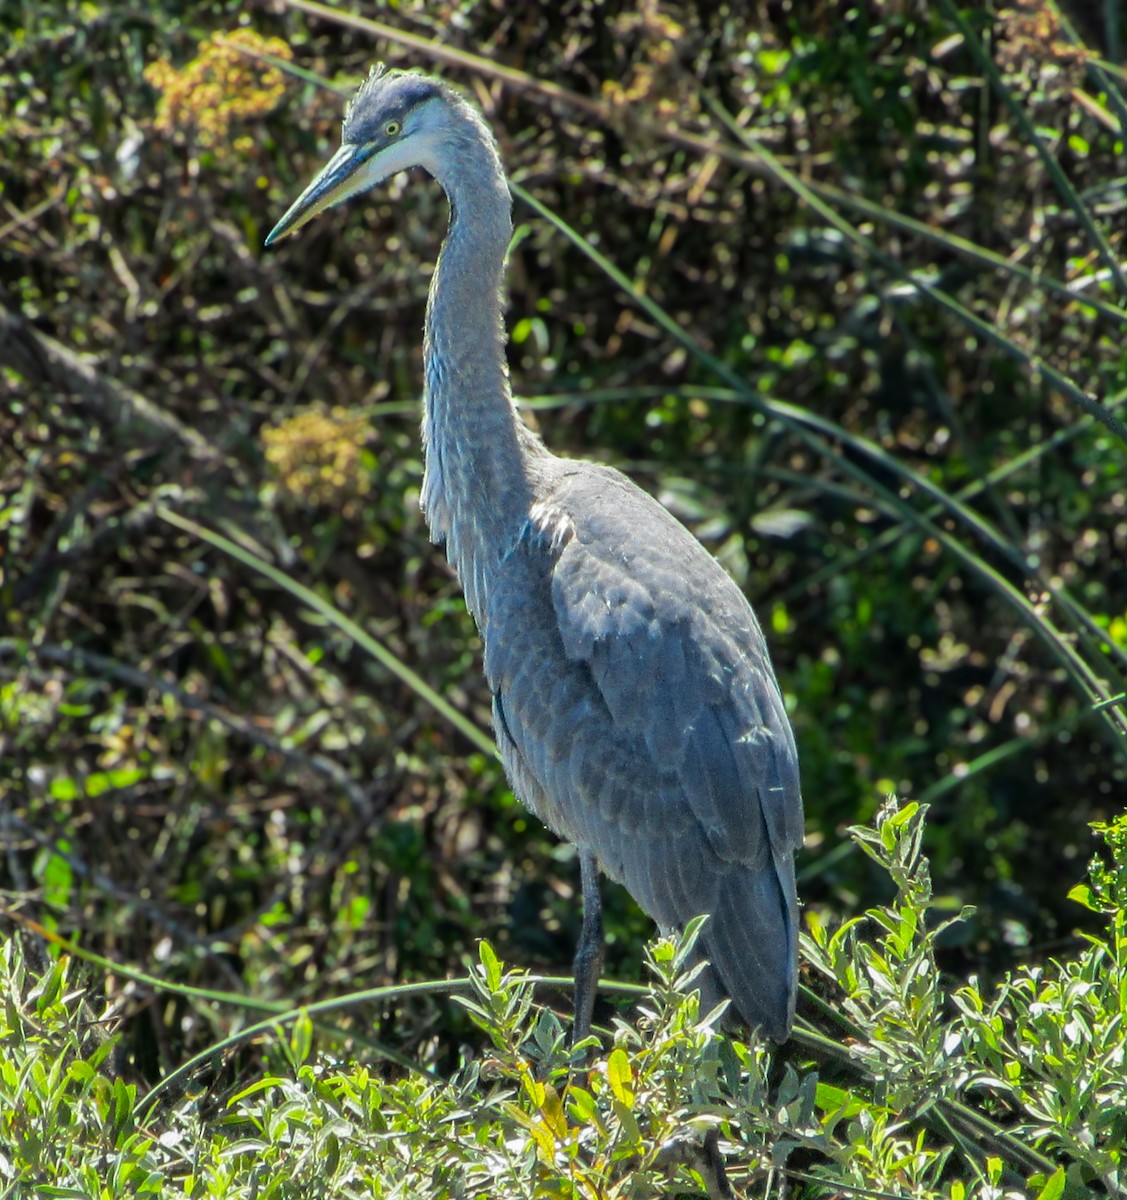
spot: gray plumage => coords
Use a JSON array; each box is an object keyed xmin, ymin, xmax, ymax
[{"xmin": 267, "ymin": 67, "xmax": 804, "ymax": 1042}]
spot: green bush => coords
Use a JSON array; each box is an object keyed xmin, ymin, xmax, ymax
[{"xmin": 2, "ymin": 805, "xmax": 1122, "ymax": 1197}]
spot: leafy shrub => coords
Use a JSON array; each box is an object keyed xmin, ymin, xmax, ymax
[{"xmin": 2, "ymin": 805, "xmax": 1122, "ymax": 1197}]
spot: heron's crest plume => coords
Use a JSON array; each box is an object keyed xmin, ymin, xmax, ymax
[{"xmin": 343, "ymin": 65, "xmax": 448, "ymax": 145}]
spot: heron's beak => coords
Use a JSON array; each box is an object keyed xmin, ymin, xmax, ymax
[{"xmin": 265, "ymin": 142, "xmax": 373, "ymax": 246}]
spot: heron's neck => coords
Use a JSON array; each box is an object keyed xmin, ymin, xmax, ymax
[{"xmin": 421, "ymin": 131, "xmax": 546, "ymax": 625}]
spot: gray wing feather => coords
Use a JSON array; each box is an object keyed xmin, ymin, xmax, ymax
[{"xmin": 484, "ymin": 463, "xmax": 803, "ymax": 1039}]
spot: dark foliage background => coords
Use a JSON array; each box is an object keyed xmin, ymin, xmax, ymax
[{"xmin": 2, "ymin": 0, "xmax": 1125, "ymax": 1080}]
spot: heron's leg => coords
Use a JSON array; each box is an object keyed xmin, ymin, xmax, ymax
[
  {"xmin": 702, "ymin": 1128, "xmax": 735, "ymax": 1200},
  {"xmin": 655, "ymin": 1129, "xmax": 735, "ymax": 1200},
  {"xmin": 571, "ymin": 849, "xmax": 604, "ymax": 1048}
]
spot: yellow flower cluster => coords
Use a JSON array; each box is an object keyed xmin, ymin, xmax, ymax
[
  {"xmin": 144, "ymin": 28, "xmax": 293, "ymax": 153},
  {"xmin": 602, "ymin": 0, "xmax": 684, "ymax": 110},
  {"xmin": 997, "ymin": 2, "xmax": 1092, "ymax": 71},
  {"xmin": 262, "ymin": 408, "xmax": 373, "ymax": 515}
]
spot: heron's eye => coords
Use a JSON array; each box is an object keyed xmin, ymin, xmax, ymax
[{"xmin": 384, "ymin": 120, "xmax": 401, "ymax": 137}]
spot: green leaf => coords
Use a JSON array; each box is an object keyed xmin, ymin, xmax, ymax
[
  {"xmin": 290, "ymin": 1010, "xmax": 313, "ymax": 1066},
  {"xmin": 888, "ymin": 800, "xmax": 920, "ymax": 828},
  {"xmin": 567, "ymin": 1085, "xmax": 597, "ymax": 1126},
  {"xmin": 521, "ymin": 1071, "xmax": 545, "ymax": 1108},
  {"xmin": 86, "ymin": 767, "xmax": 147, "ymax": 796},
  {"xmin": 68, "ymin": 1060, "xmax": 96, "ymax": 1085},
  {"xmin": 49, "ymin": 776, "xmax": 80, "ymax": 801},
  {"xmin": 1035, "ymin": 1167, "xmax": 1066, "ymax": 1200},
  {"xmin": 814, "ymin": 1082, "xmax": 864, "ymax": 1115},
  {"xmin": 539, "ymin": 1085, "xmax": 567, "ymax": 1138},
  {"xmin": 36, "ymin": 959, "xmax": 65, "ymax": 1012},
  {"xmin": 607, "ymin": 1047, "xmax": 634, "ymax": 1107},
  {"xmin": 42, "ymin": 849, "xmax": 74, "ymax": 910},
  {"xmin": 1068, "ymin": 883, "xmax": 1098, "ymax": 912},
  {"xmin": 479, "ymin": 940, "xmax": 502, "ymax": 991}
]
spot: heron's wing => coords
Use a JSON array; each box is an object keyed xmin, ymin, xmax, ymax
[
  {"xmin": 484, "ymin": 464, "xmax": 803, "ymax": 1037},
  {"xmin": 549, "ymin": 472, "xmax": 803, "ymax": 855}
]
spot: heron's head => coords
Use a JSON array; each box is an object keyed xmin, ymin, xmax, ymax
[{"xmin": 265, "ymin": 66, "xmax": 461, "ymax": 246}]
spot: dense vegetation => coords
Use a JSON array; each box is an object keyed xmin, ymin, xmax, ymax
[{"xmin": 2, "ymin": 1, "xmax": 1125, "ymax": 1195}]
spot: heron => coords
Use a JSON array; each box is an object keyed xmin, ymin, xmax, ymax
[{"xmin": 267, "ymin": 67, "xmax": 804, "ymax": 1046}]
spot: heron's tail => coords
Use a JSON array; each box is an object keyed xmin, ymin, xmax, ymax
[{"xmin": 694, "ymin": 860, "xmax": 797, "ymax": 1042}]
